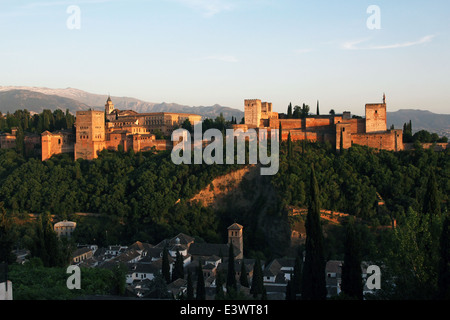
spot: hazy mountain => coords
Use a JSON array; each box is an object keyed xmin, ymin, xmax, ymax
[
  {"xmin": 0, "ymin": 86, "xmax": 245, "ymax": 121},
  {"xmin": 0, "ymin": 89, "xmax": 89, "ymax": 114},
  {"xmin": 1, "ymin": 87, "xmax": 447, "ymax": 137},
  {"xmin": 387, "ymin": 109, "xmax": 450, "ymax": 138}
]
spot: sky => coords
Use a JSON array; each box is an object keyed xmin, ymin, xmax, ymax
[{"xmin": 0, "ymin": 0, "xmax": 449, "ymax": 115}]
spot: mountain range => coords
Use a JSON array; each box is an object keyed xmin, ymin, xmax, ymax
[
  {"xmin": 0, "ymin": 86, "xmax": 448, "ymax": 137},
  {"xmin": 0, "ymin": 86, "xmax": 244, "ymax": 121}
]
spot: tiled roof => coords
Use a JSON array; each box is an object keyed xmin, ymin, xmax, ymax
[
  {"xmin": 227, "ymin": 223, "xmax": 243, "ymax": 230},
  {"xmin": 72, "ymin": 247, "xmax": 92, "ymax": 257},
  {"xmin": 188, "ymin": 243, "xmax": 230, "ymax": 257}
]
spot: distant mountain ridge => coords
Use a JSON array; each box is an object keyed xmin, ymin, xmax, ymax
[
  {"xmin": 0, "ymin": 86, "xmax": 448, "ymax": 137},
  {"xmin": 0, "ymin": 86, "xmax": 245, "ymax": 121},
  {"xmin": 0, "ymin": 89, "xmax": 89, "ymax": 114},
  {"xmin": 387, "ymin": 109, "xmax": 450, "ymax": 138}
]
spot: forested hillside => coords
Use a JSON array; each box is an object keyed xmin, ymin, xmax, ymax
[
  {"xmin": 273, "ymin": 140, "xmax": 449, "ymax": 225},
  {"xmin": 1, "ymin": 134, "xmax": 449, "ymax": 299},
  {"xmin": 0, "ymin": 149, "xmax": 243, "ymax": 246}
]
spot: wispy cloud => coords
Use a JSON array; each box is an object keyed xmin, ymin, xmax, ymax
[
  {"xmin": 342, "ymin": 35, "xmax": 436, "ymax": 50},
  {"xmin": 341, "ymin": 39, "xmax": 370, "ymax": 50},
  {"xmin": 171, "ymin": 0, "xmax": 236, "ymax": 17},
  {"xmin": 370, "ymin": 35, "xmax": 436, "ymax": 50}
]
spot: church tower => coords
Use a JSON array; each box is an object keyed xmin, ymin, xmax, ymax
[
  {"xmin": 228, "ymin": 223, "xmax": 244, "ymax": 259},
  {"xmin": 105, "ymin": 96, "xmax": 115, "ymax": 115}
]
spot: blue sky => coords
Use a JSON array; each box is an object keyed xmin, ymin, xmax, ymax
[{"xmin": 0, "ymin": 0, "xmax": 449, "ymax": 115}]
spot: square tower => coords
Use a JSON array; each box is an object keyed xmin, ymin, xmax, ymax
[
  {"xmin": 75, "ymin": 110, "xmax": 106, "ymax": 160},
  {"xmin": 244, "ymin": 99, "xmax": 262, "ymax": 128},
  {"xmin": 228, "ymin": 223, "xmax": 244, "ymax": 259},
  {"xmin": 261, "ymin": 102, "xmax": 273, "ymax": 120},
  {"xmin": 365, "ymin": 103, "xmax": 387, "ymax": 133}
]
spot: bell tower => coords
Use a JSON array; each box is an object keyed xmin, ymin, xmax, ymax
[
  {"xmin": 228, "ymin": 223, "xmax": 244, "ymax": 259},
  {"xmin": 105, "ymin": 96, "xmax": 115, "ymax": 115}
]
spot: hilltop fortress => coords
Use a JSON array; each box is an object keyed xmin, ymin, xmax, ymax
[
  {"xmin": 1, "ymin": 94, "xmax": 413, "ymax": 161},
  {"xmin": 235, "ymin": 94, "xmax": 404, "ymax": 152}
]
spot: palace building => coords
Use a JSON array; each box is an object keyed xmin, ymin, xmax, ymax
[{"xmin": 41, "ymin": 96, "xmax": 202, "ymax": 161}]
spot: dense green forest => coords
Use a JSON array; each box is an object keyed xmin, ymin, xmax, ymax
[
  {"xmin": 273, "ymin": 139, "xmax": 449, "ymax": 224},
  {"xmin": 0, "ymin": 148, "xmax": 242, "ymax": 246},
  {"xmin": 0, "ymin": 109, "xmax": 75, "ymax": 134},
  {"xmin": 1, "ymin": 138, "xmax": 447, "ymax": 255}
]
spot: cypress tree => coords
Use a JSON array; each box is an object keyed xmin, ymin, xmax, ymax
[
  {"xmin": 172, "ymin": 250, "xmax": 184, "ymax": 282},
  {"xmin": 42, "ymin": 212, "xmax": 62, "ymax": 267},
  {"xmin": 32, "ymin": 212, "xmax": 63, "ymax": 267},
  {"xmin": 186, "ymin": 270, "xmax": 194, "ymax": 300},
  {"xmin": 287, "ymin": 132, "xmax": 293, "ymax": 158},
  {"xmin": 301, "ymin": 163, "xmax": 327, "ymax": 300},
  {"xmin": 316, "ymin": 100, "xmax": 320, "ymax": 115},
  {"xmin": 239, "ymin": 261, "xmax": 249, "ymax": 287},
  {"xmin": 250, "ymin": 258, "xmax": 264, "ymax": 298},
  {"xmin": 279, "ymin": 122, "xmax": 282, "ymax": 143},
  {"xmin": 162, "ymin": 247, "xmax": 171, "ymax": 283},
  {"xmin": 287, "ymin": 103, "xmax": 293, "ymax": 118},
  {"xmin": 261, "ymin": 286, "xmax": 268, "ymax": 300},
  {"xmin": 341, "ymin": 219, "xmax": 363, "ymax": 300},
  {"xmin": 0, "ymin": 202, "xmax": 15, "ymax": 265},
  {"xmin": 422, "ymin": 169, "xmax": 441, "ymax": 220},
  {"xmin": 215, "ymin": 270, "xmax": 225, "ymax": 300},
  {"xmin": 226, "ymin": 243, "xmax": 237, "ymax": 291},
  {"xmin": 196, "ymin": 260, "xmax": 206, "ymax": 300},
  {"xmin": 292, "ymin": 255, "xmax": 303, "ymax": 298},
  {"xmin": 438, "ymin": 215, "xmax": 450, "ymax": 300},
  {"xmin": 32, "ymin": 214, "xmax": 48, "ymax": 266}
]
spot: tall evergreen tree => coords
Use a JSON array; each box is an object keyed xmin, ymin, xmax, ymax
[
  {"xmin": 186, "ymin": 270, "xmax": 194, "ymax": 300},
  {"xmin": 196, "ymin": 260, "xmax": 206, "ymax": 300},
  {"xmin": 226, "ymin": 244, "xmax": 237, "ymax": 291},
  {"xmin": 42, "ymin": 212, "xmax": 63, "ymax": 267},
  {"xmin": 301, "ymin": 163, "xmax": 327, "ymax": 300},
  {"xmin": 287, "ymin": 132, "xmax": 293, "ymax": 158},
  {"xmin": 422, "ymin": 169, "xmax": 441, "ymax": 220},
  {"xmin": 287, "ymin": 103, "xmax": 293, "ymax": 118},
  {"xmin": 32, "ymin": 214, "xmax": 48, "ymax": 266},
  {"xmin": 316, "ymin": 100, "xmax": 320, "ymax": 115},
  {"xmin": 172, "ymin": 250, "xmax": 185, "ymax": 282},
  {"xmin": 250, "ymin": 258, "xmax": 264, "ymax": 298},
  {"xmin": 31, "ymin": 212, "xmax": 64, "ymax": 267},
  {"xmin": 239, "ymin": 261, "xmax": 249, "ymax": 287},
  {"xmin": 341, "ymin": 218, "xmax": 363, "ymax": 300},
  {"xmin": 279, "ymin": 122, "xmax": 283, "ymax": 143},
  {"xmin": 215, "ymin": 270, "xmax": 225, "ymax": 300},
  {"xmin": 0, "ymin": 202, "xmax": 15, "ymax": 264},
  {"xmin": 438, "ymin": 214, "xmax": 450, "ymax": 300},
  {"xmin": 162, "ymin": 246, "xmax": 171, "ymax": 283},
  {"xmin": 292, "ymin": 255, "xmax": 303, "ymax": 298}
]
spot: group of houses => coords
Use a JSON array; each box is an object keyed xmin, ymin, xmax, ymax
[{"xmin": 68, "ymin": 223, "xmax": 377, "ymax": 300}]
